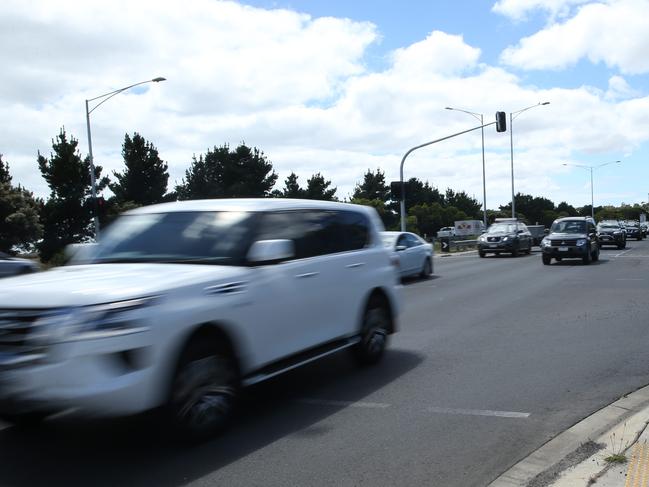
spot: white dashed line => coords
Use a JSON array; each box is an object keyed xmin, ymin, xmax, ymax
[
  {"xmin": 427, "ymin": 406, "xmax": 530, "ymax": 418},
  {"xmin": 612, "ymin": 249, "xmax": 633, "ymax": 258},
  {"xmin": 297, "ymin": 398, "xmax": 391, "ymax": 409}
]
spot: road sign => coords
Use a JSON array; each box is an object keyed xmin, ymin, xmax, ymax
[{"xmin": 440, "ymin": 237, "xmax": 450, "ymax": 252}]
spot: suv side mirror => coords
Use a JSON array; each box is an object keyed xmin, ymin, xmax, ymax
[
  {"xmin": 247, "ymin": 239, "xmax": 295, "ymax": 264},
  {"xmin": 395, "ymin": 245, "xmax": 407, "ymax": 251}
]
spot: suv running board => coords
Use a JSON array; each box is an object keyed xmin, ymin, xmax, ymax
[{"xmin": 243, "ymin": 336, "xmax": 362, "ymax": 386}]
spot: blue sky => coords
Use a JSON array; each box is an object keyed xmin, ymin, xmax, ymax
[{"xmin": 2, "ymin": 0, "xmax": 649, "ymax": 209}]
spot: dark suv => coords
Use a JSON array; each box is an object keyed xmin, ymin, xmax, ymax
[
  {"xmin": 478, "ymin": 220, "xmax": 533, "ymax": 257},
  {"xmin": 597, "ymin": 221, "xmax": 626, "ymax": 249},
  {"xmin": 624, "ymin": 221, "xmax": 643, "ymax": 240},
  {"xmin": 541, "ymin": 217, "xmax": 599, "ymax": 265}
]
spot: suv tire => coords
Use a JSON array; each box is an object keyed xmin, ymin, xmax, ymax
[
  {"xmin": 169, "ymin": 339, "xmax": 239, "ymax": 441},
  {"xmin": 592, "ymin": 246, "xmax": 600, "ymax": 262},
  {"xmin": 582, "ymin": 247, "xmax": 592, "ymax": 265},
  {"xmin": 478, "ymin": 250, "xmax": 486, "ymax": 258},
  {"xmin": 542, "ymin": 254, "xmax": 551, "ymax": 265},
  {"xmin": 353, "ymin": 298, "xmax": 390, "ymax": 365}
]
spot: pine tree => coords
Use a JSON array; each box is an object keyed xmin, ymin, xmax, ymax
[
  {"xmin": 176, "ymin": 144, "xmax": 277, "ymax": 200},
  {"xmin": 37, "ymin": 128, "xmax": 108, "ymax": 261},
  {"xmin": 304, "ymin": 173, "xmax": 337, "ymax": 201},
  {"xmin": 110, "ymin": 133, "xmax": 169, "ymax": 206}
]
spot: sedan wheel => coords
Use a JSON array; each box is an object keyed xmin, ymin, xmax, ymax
[{"xmin": 419, "ymin": 258, "xmax": 432, "ymax": 278}]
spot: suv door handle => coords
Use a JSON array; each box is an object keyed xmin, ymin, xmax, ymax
[
  {"xmin": 296, "ymin": 272, "xmax": 319, "ymax": 279},
  {"xmin": 346, "ymin": 263, "xmax": 365, "ymax": 268}
]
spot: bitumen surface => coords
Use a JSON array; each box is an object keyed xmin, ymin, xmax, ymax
[{"xmin": 2, "ymin": 241, "xmax": 649, "ymax": 486}]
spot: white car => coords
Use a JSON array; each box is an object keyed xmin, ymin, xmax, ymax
[
  {"xmin": 381, "ymin": 231, "xmax": 433, "ymax": 278},
  {"xmin": 0, "ymin": 252, "xmax": 40, "ymax": 279},
  {"xmin": 0, "ymin": 199, "xmax": 401, "ymax": 439}
]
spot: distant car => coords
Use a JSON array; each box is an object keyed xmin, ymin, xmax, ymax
[
  {"xmin": 436, "ymin": 227, "xmax": 455, "ymax": 238},
  {"xmin": 541, "ymin": 217, "xmax": 599, "ymax": 265},
  {"xmin": 597, "ymin": 221, "xmax": 626, "ymax": 249},
  {"xmin": 0, "ymin": 252, "xmax": 40, "ymax": 278},
  {"xmin": 477, "ymin": 221, "xmax": 533, "ymax": 257},
  {"xmin": 624, "ymin": 221, "xmax": 643, "ymax": 240},
  {"xmin": 381, "ymin": 231, "xmax": 433, "ymax": 278}
]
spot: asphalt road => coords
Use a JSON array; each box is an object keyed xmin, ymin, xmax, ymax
[{"xmin": 2, "ymin": 241, "xmax": 649, "ymax": 486}]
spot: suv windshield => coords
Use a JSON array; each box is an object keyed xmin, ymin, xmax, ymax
[
  {"xmin": 551, "ymin": 220, "xmax": 586, "ymax": 233},
  {"xmin": 86, "ymin": 211, "xmax": 257, "ymax": 265},
  {"xmin": 487, "ymin": 224, "xmax": 516, "ymax": 233},
  {"xmin": 597, "ymin": 223, "xmax": 618, "ymax": 230}
]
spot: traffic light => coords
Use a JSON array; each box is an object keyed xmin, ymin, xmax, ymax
[
  {"xmin": 390, "ymin": 181, "xmax": 404, "ymax": 199},
  {"xmin": 496, "ymin": 111, "xmax": 507, "ymax": 132}
]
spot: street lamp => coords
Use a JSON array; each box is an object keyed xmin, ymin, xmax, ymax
[
  {"xmin": 562, "ymin": 160, "xmax": 621, "ymax": 219},
  {"xmin": 509, "ymin": 101, "xmax": 550, "ymax": 218},
  {"xmin": 85, "ymin": 76, "xmax": 166, "ymax": 236},
  {"xmin": 445, "ymin": 107, "xmax": 487, "ymax": 228}
]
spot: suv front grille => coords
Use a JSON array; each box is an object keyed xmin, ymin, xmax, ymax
[
  {"xmin": 550, "ymin": 239, "xmax": 578, "ymax": 246},
  {"xmin": 0, "ymin": 309, "xmax": 51, "ymax": 364},
  {"xmin": 486, "ymin": 236, "xmax": 501, "ymax": 242}
]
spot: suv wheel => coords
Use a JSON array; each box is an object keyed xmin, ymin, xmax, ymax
[
  {"xmin": 582, "ymin": 247, "xmax": 592, "ymax": 265},
  {"xmin": 592, "ymin": 245, "xmax": 600, "ymax": 262},
  {"xmin": 353, "ymin": 298, "xmax": 390, "ymax": 365},
  {"xmin": 542, "ymin": 254, "xmax": 551, "ymax": 265},
  {"xmin": 169, "ymin": 340, "xmax": 239, "ymax": 441},
  {"xmin": 478, "ymin": 250, "xmax": 486, "ymax": 258},
  {"xmin": 512, "ymin": 247, "xmax": 519, "ymax": 257}
]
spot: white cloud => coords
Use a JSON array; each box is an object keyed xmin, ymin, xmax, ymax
[
  {"xmin": 492, "ymin": 0, "xmax": 590, "ymax": 21},
  {"xmin": 500, "ymin": 0, "xmax": 649, "ymax": 74},
  {"xmin": 2, "ymin": 0, "xmax": 649, "ymax": 210}
]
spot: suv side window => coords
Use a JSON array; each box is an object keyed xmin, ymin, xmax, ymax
[
  {"xmin": 334, "ymin": 210, "xmax": 370, "ymax": 251},
  {"xmin": 256, "ymin": 210, "xmax": 369, "ymax": 259}
]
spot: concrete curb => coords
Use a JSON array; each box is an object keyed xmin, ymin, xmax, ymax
[{"xmin": 489, "ymin": 384, "xmax": 649, "ymax": 487}]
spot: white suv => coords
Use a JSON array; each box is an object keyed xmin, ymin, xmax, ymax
[{"xmin": 0, "ymin": 199, "xmax": 401, "ymax": 439}]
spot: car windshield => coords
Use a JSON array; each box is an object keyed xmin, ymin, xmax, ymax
[
  {"xmin": 487, "ymin": 224, "xmax": 516, "ymax": 233},
  {"xmin": 597, "ymin": 224, "xmax": 618, "ymax": 230},
  {"xmin": 83, "ymin": 211, "xmax": 257, "ymax": 265},
  {"xmin": 551, "ymin": 220, "xmax": 586, "ymax": 233},
  {"xmin": 627, "ymin": 223, "xmax": 639, "ymax": 228}
]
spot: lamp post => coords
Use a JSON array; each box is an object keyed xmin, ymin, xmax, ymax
[
  {"xmin": 445, "ymin": 107, "xmax": 487, "ymax": 228},
  {"xmin": 509, "ymin": 101, "xmax": 550, "ymax": 218},
  {"xmin": 85, "ymin": 76, "xmax": 166, "ymax": 236},
  {"xmin": 562, "ymin": 160, "xmax": 621, "ymax": 219}
]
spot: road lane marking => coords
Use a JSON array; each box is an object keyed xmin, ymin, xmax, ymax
[
  {"xmin": 613, "ymin": 249, "xmax": 633, "ymax": 258},
  {"xmin": 616, "ymin": 278, "xmax": 645, "ymax": 281},
  {"xmin": 427, "ymin": 406, "xmax": 530, "ymax": 418},
  {"xmin": 297, "ymin": 398, "xmax": 391, "ymax": 409}
]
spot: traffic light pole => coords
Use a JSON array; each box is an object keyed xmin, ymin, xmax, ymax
[{"xmin": 399, "ymin": 121, "xmax": 497, "ymax": 232}]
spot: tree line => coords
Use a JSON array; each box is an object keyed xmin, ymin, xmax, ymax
[{"xmin": 1, "ymin": 127, "xmax": 645, "ymax": 261}]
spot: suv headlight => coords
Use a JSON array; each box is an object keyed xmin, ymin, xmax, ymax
[
  {"xmin": 36, "ymin": 297, "xmax": 155, "ymax": 342},
  {"xmin": 576, "ymin": 239, "xmax": 587, "ymax": 246},
  {"xmin": 478, "ymin": 236, "xmax": 486, "ymax": 242},
  {"xmin": 541, "ymin": 238, "xmax": 551, "ymax": 247},
  {"xmin": 502, "ymin": 236, "xmax": 509, "ymax": 242}
]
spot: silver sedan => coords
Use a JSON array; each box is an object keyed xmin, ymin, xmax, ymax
[
  {"xmin": 381, "ymin": 231, "xmax": 433, "ymax": 279},
  {"xmin": 0, "ymin": 252, "xmax": 40, "ymax": 279}
]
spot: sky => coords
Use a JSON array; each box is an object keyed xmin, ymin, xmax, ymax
[{"xmin": 2, "ymin": 0, "xmax": 649, "ymax": 211}]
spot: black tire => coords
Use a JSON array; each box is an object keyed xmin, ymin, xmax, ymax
[
  {"xmin": 556, "ymin": 257, "xmax": 562, "ymax": 261},
  {"xmin": 592, "ymin": 246, "xmax": 599, "ymax": 262},
  {"xmin": 353, "ymin": 298, "xmax": 390, "ymax": 365},
  {"xmin": 542, "ymin": 254, "xmax": 551, "ymax": 265},
  {"xmin": 617, "ymin": 242, "xmax": 624, "ymax": 249},
  {"xmin": 512, "ymin": 247, "xmax": 519, "ymax": 257},
  {"xmin": 583, "ymin": 247, "xmax": 591, "ymax": 265},
  {"xmin": 168, "ymin": 339, "xmax": 239, "ymax": 441},
  {"xmin": 478, "ymin": 250, "xmax": 486, "ymax": 258},
  {"xmin": 638, "ymin": 236, "xmax": 642, "ymax": 241},
  {"xmin": 419, "ymin": 258, "xmax": 432, "ymax": 278}
]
